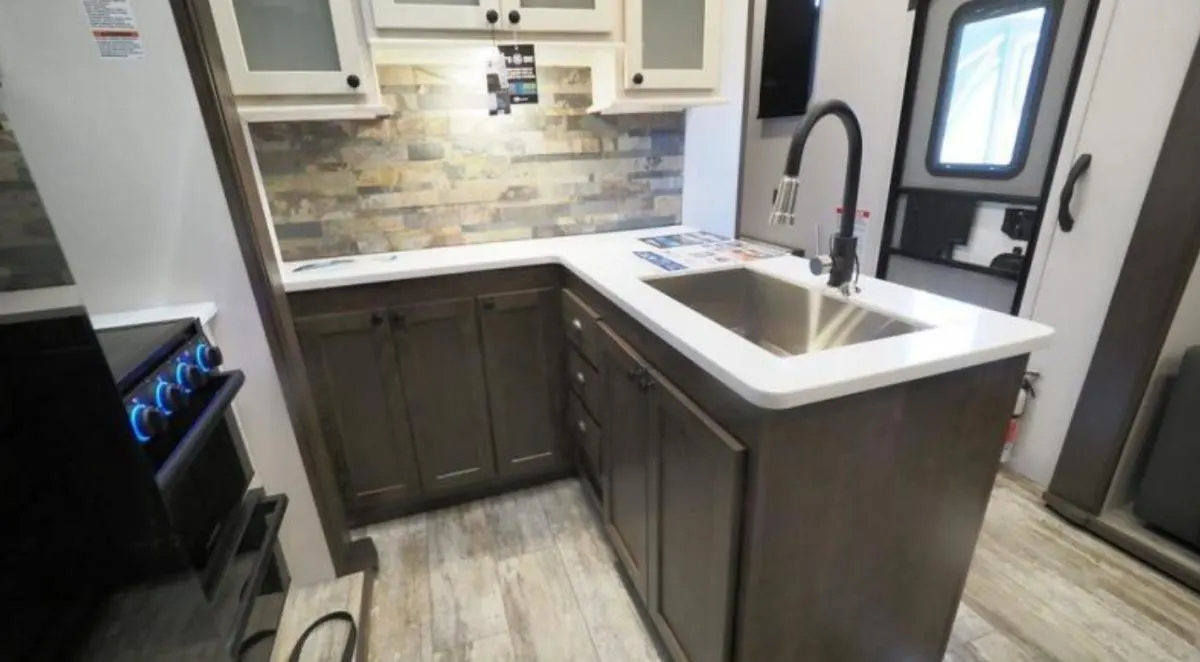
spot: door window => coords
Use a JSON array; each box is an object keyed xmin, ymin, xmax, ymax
[{"xmin": 928, "ymin": 0, "xmax": 1056, "ymax": 178}]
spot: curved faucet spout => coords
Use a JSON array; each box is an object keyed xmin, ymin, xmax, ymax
[
  {"xmin": 767, "ymin": 99, "xmax": 863, "ymax": 291},
  {"xmin": 784, "ymin": 100, "xmax": 863, "ymax": 240}
]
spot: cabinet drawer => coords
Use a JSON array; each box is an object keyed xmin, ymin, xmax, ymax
[
  {"xmin": 566, "ymin": 345, "xmax": 603, "ymax": 419},
  {"xmin": 567, "ymin": 392, "xmax": 601, "ymax": 479},
  {"xmin": 562, "ymin": 289, "xmax": 600, "ymax": 366}
]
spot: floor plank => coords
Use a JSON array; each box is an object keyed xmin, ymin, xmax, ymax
[
  {"xmin": 364, "ymin": 514, "xmax": 432, "ymax": 662},
  {"xmin": 496, "ymin": 547, "xmax": 599, "ymax": 661},
  {"xmin": 348, "ymin": 473, "xmax": 1200, "ymax": 662},
  {"xmin": 431, "ymin": 632, "xmax": 516, "ymax": 662}
]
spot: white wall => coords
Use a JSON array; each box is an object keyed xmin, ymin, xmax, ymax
[
  {"xmin": 0, "ymin": 0, "xmax": 334, "ymax": 584},
  {"xmin": 679, "ymin": 0, "xmax": 750, "ymax": 237},
  {"xmin": 1010, "ymin": 0, "xmax": 1200, "ymax": 485},
  {"xmin": 738, "ymin": 0, "xmax": 913, "ymax": 267}
]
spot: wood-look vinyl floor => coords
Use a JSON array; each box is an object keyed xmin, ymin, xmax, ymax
[{"xmin": 351, "ymin": 473, "xmax": 1200, "ymax": 662}]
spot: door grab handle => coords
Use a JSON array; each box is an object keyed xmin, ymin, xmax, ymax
[{"xmin": 1058, "ymin": 153, "xmax": 1092, "ymax": 233}]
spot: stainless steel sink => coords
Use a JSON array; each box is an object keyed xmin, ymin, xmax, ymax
[{"xmin": 644, "ymin": 267, "xmax": 924, "ymax": 356}]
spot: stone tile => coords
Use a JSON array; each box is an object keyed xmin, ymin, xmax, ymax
[{"xmin": 250, "ymin": 64, "xmax": 690, "ymax": 261}]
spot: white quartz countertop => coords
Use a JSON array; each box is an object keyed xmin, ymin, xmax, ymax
[{"xmin": 283, "ymin": 227, "xmax": 1053, "ymax": 410}]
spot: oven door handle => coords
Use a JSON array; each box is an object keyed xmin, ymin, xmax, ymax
[{"xmin": 155, "ymin": 370, "xmax": 245, "ymax": 490}]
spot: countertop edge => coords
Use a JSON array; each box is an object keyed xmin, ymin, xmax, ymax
[{"xmin": 280, "ymin": 231, "xmax": 1052, "ymax": 411}]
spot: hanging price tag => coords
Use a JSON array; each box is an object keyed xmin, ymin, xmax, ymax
[{"xmin": 499, "ymin": 44, "xmax": 539, "ymax": 105}]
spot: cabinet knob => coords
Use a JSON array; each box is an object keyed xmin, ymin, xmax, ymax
[
  {"xmin": 508, "ymin": 9, "xmax": 521, "ymax": 23},
  {"xmin": 486, "ymin": 8, "xmax": 499, "ymax": 23},
  {"xmin": 481, "ymin": 299, "xmax": 496, "ymax": 311},
  {"xmin": 370, "ymin": 312, "xmax": 384, "ymax": 326},
  {"xmin": 632, "ymin": 73, "xmax": 644, "ymax": 85},
  {"xmin": 577, "ymin": 419, "xmax": 587, "ymax": 433},
  {"xmin": 625, "ymin": 367, "xmax": 641, "ymax": 382},
  {"xmin": 389, "ymin": 311, "xmax": 406, "ymax": 326},
  {"xmin": 575, "ymin": 371, "xmax": 586, "ymax": 385},
  {"xmin": 639, "ymin": 374, "xmax": 656, "ymax": 392},
  {"xmin": 346, "ymin": 74, "xmax": 361, "ymax": 89},
  {"xmin": 572, "ymin": 318, "xmax": 583, "ymax": 331}
]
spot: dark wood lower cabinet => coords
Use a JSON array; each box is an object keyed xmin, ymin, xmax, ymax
[
  {"xmin": 292, "ymin": 270, "xmax": 1021, "ymax": 662},
  {"xmin": 478, "ymin": 288, "xmax": 565, "ymax": 475},
  {"xmin": 393, "ymin": 297, "xmax": 495, "ymax": 491},
  {"xmin": 600, "ymin": 322, "xmax": 653, "ymax": 602},
  {"xmin": 295, "ymin": 310, "xmax": 422, "ymax": 516},
  {"xmin": 647, "ymin": 367, "xmax": 745, "ymax": 662},
  {"xmin": 599, "ymin": 319, "xmax": 745, "ymax": 662}
]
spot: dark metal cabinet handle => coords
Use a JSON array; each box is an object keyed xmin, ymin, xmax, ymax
[
  {"xmin": 1058, "ymin": 153, "xmax": 1092, "ymax": 233},
  {"xmin": 632, "ymin": 73, "xmax": 644, "ymax": 85},
  {"xmin": 481, "ymin": 299, "xmax": 496, "ymax": 311},
  {"xmin": 639, "ymin": 373, "xmax": 656, "ymax": 391},
  {"xmin": 346, "ymin": 74, "xmax": 361, "ymax": 89},
  {"xmin": 486, "ymin": 8, "xmax": 499, "ymax": 23},
  {"xmin": 625, "ymin": 367, "xmax": 642, "ymax": 382},
  {"xmin": 508, "ymin": 9, "xmax": 521, "ymax": 23},
  {"xmin": 370, "ymin": 312, "xmax": 384, "ymax": 326},
  {"xmin": 389, "ymin": 312, "xmax": 406, "ymax": 326}
]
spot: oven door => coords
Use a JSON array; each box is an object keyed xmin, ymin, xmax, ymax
[
  {"xmin": 156, "ymin": 370, "xmax": 253, "ymax": 569},
  {"xmin": 207, "ymin": 491, "xmax": 290, "ymax": 660}
]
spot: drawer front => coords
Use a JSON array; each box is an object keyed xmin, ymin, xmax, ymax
[
  {"xmin": 567, "ymin": 392, "xmax": 601, "ymax": 478},
  {"xmin": 562, "ymin": 289, "xmax": 600, "ymax": 366},
  {"xmin": 567, "ymin": 345, "xmax": 603, "ymax": 419}
]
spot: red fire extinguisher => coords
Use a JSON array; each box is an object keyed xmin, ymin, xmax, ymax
[{"xmin": 1003, "ymin": 371, "xmax": 1039, "ymax": 464}]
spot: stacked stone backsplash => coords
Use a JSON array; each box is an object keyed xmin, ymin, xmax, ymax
[
  {"xmin": 0, "ymin": 114, "xmax": 74, "ymax": 290},
  {"xmin": 250, "ymin": 64, "xmax": 685, "ymax": 262}
]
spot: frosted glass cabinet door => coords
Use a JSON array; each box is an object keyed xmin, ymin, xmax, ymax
[
  {"xmin": 501, "ymin": 0, "xmax": 614, "ymax": 33},
  {"xmin": 210, "ymin": 0, "xmax": 368, "ymax": 96},
  {"xmin": 625, "ymin": 0, "xmax": 721, "ymax": 90},
  {"xmin": 371, "ymin": 0, "xmax": 502, "ymax": 30}
]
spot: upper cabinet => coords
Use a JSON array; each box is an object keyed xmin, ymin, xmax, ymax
[
  {"xmin": 625, "ymin": 0, "xmax": 720, "ymax": 90},
  {"xmin": 370, "ymin": 0, "xmax": 615, "ymax": 33},
  {"xmin": 210, "ymin": 0, "xmax": 370, "ymax": 97}
]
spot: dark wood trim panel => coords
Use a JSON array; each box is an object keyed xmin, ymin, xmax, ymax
[
  {"xmin": 1047, "ymin": 36, "xmax": 1200, "ymax": 515},
  {"xmin": 736, "ymin": 356, "xmax": 1028, "ymax": 661},
  {"xmin": 564, "ymin": 272, "xmax": 765, "ymax": 446},
  {"xmin": 169, "ymin": 0, "xmax": 371, "ymax": 575},
  {"xmin": 289, "ymin": 267, "xmax": 560, "ymax": 318}
]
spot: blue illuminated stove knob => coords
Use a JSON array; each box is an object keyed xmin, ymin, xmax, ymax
[
  {"xmin": 195, "ymin": 342, "xmax": 223, "ymax": 372},
  {"xmin": 155, "ymin": 380, "xmax": 188, "ymax": 414},
  {"xmin": 129, "ymin": 404, "xmax": 168, "ymax": 443},
  {"xmin": 175, "ymin": 362, "xmax": 208, "ymax": 392}
]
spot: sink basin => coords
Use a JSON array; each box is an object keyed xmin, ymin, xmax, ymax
[{"xmin": 644, "ymin": 267, "xmax": 924, "ymax": 357}]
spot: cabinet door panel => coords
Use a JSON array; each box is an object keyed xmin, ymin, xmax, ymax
[
  {"xmin": 393, "ymin": 298, "xmax": 496, "ymax": 491},
  {"xmin": 296, "ymin": 311, "xmax": 421, "ymax": 514},
  {"xmin": 479, "ymin": 289, "xmax": 565, "ymax": 476},
  {"xmin": 625, "ymin": 0, "xmax": 720, "ymax": 89},
  {"xmin": 503, "ymin": 0, "xmax": 614, "ymax": 33},
  {"xmin": 599, "ymin": 322, "xmax": 652, "ymax": 600},
  {"xmin": 648, "ymin": 368, "xmax": 745, "ymax": 662},
  {"xmin": 210, "ymin": 0, "xmax": 368, "ymax": 96},
  {"xmin": 371, "ymin": 0, "xmax": 500, "ymax": 31}
]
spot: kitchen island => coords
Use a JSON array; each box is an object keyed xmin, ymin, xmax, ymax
[{"xmin": 283, "ymin": 226, "xmax": 1052, "ymax": 662}]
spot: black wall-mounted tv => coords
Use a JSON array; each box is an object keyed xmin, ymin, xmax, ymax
[{"xmin": 758, "ymin": 0, "xmax": 821, "ymax": 119}]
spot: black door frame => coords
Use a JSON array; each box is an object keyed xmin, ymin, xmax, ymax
[{"xmin": 875, "ymin": 0, "xmax": 1101, "ymax": 316}]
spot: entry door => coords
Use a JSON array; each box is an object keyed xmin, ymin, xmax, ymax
[
  {"xmin": 1010, "ymin": 1, "xmax": 1200, "ymax": 483},
  {"xmin": 880, "ymin": 0, "xmax": 1094, "ymax": 313}
]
